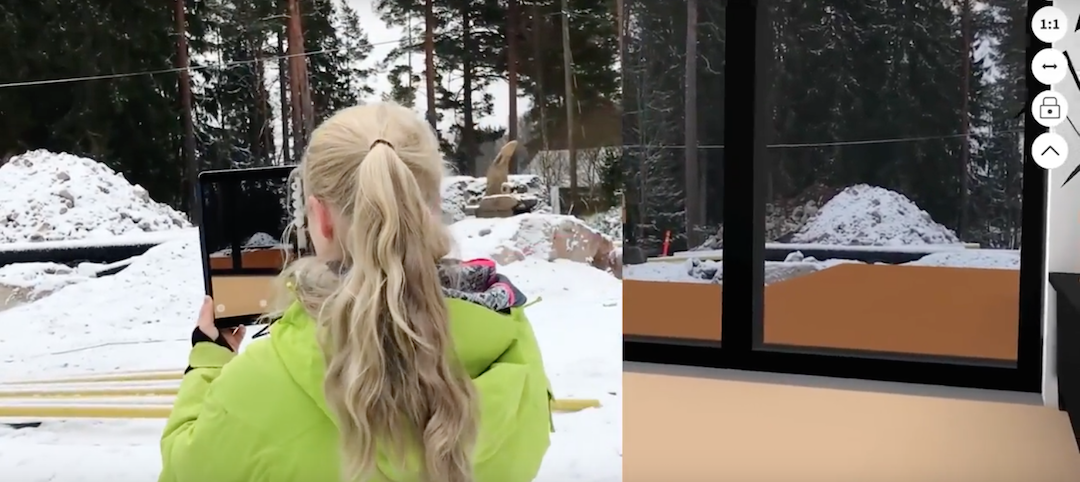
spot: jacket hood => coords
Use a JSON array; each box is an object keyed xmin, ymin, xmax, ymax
[{"xmin": 268, "ymin": 258, "xmax": 530, "ymax": 421}]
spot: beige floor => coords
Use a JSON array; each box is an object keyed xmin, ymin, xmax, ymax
[{"xmin": 625, "ymin": 364, "xmax": 1080, "ymax": 482}]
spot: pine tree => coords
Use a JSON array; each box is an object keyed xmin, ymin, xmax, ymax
[
  {"xmin": 305, "ymin": 0, "xmax": 375, "ymax": 121},
  {"xmin": 0, "ymin": 1, "xmax": 186, "ymax": 205},
  {"xmin": 385, "ymin": 64, "xmax": 420, "ymax": 107},
  {"xmin": 971, "ymin": 0, "xmax": 1025, "ymax": 248},
  {"xmin": 377, "ymin": 0, "xmax": 619, "ymax": 174},
  {"xmin": 191, "ymin": 0, "xmax": 278, "ymax": 169},
  {"xmin": 623, "ymin": 0, "xmax": 686, "ymax": 253},
  {"xmin": 188, "ymin": 0, "xmax": 372, "ymax": 170}
]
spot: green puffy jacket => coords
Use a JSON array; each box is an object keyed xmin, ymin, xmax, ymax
[{"xmin": 159, "ymin": 269, "xmax": 552, "ymax": 482}]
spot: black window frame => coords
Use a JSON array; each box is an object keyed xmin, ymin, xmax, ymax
[{"xmin": 624, "ymin": 0, "xmax": 1049, "ymax": 393}]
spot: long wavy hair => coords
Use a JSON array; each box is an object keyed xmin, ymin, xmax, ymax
[{"xmin": 265, "ymin": 103, "xmax": 478, "ymax": 482}]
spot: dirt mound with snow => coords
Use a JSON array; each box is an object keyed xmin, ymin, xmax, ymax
[
  {"xmin": 450, "ymin": 214, "xmax": 619, "ymax": 275},
  {"xmin": 791, "ymin": 184, "xmax": 960, "ymax": 246},
  {"xmin": 0, "ymin": 150, "xmax": 190, "ymax": 244},
  {"xmin": 904, "ymin": 250, "xmax": 1020, "ymax": 269},
  {"xmin": 0, "ymin": 262, "xmax": 93, "ymax": 311},
  {"xmin": 440, "ymin": 174, "xmax": 551, "ymax": 224}
]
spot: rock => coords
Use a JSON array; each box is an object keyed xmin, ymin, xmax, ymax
[
  {"xmin": 514, "ymin": 195, "xmax": 540, "ymax": 215},
  {"xmin": 595, "ymin": 246, "xmax": 623, "ymax": 279},
  {"xmin": 764, "ymin": 263, "xmax": 819, "ymax": 284},
  {"xmin": 623, "ymin": 246, "xmax": 647, "ymax": 265},
  {"xmin": 453, "ymin": 214, "xmax": 619, "ymax": 278},
  {"xmin": 549, "ymin": 217, "xmax": 616, "ymax": 268},
  {"xmin": 0, "ymin": 285, "xmax": 20, "ymax": 312},
  {"xmin": 57, "ymin": 189, "xmax": 75, "ymax": 208},
  {"xmin": 477, "ymin": 194, "xmax": 536, "ymax": 219},
  {"xmin": 478, "ymin": 194, "xmax": 519, "ymax": 212},
  {"xmin": 490, "ymin": 245, "xmax": 526, "ymax": 265},
  {"xmin": 441, "ymin": 174, "xmax": 551, "ymax": 224}
]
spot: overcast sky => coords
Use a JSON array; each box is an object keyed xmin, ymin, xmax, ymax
[{"xmin": 347, "ymin": 0, "xmax": 522, "ymax": 131}]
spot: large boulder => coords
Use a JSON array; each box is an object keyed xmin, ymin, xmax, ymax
[{"xmin": 450, "ymin": 214, "xmax": 618, "ymax": 276}]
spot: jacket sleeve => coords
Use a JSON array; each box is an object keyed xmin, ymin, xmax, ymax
[{"xmin": 159, "ymin": 343, "xmax": 271, "ymax": 482}]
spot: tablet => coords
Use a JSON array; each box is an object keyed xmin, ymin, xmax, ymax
[{"xmin": 197, "ymin": 166, "xmax": 309, "ymax": 328}]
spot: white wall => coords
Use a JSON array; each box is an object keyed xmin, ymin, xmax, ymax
[{"xmin": 1043, "ymin": 1, "xmax": 1080, "ymax": 407}]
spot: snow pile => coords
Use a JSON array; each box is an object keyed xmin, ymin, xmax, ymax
[
  {"xmin": 0, "ymin": 262, "xmax": 92, "ymax": 308},
  {"xmin": 0, "ymin": 150, "xmax": 190, "ymax": 244},
  {"xmin": 791, "ymin": 184, "xmax": 961, "ymax": 246},
  {"xmin": 213, "ymin": 232, "xmax": 284, "ymax": 257},
  {"xmin": 449, "ymin": 214, "xmax": 616, "ymax": 270},
  {"xmin": 624, "ymin": 259, "xmax": 724, "ymax": 284},
  {"xmin": 440, "ymin": 174, "xmax": 551, "ymax": 224},
  {"xmin": 904, "ymin": 250, "xmax": 1020, "ymax": 269},
  {"xmin": 244, "ymin": 232, "xmax": 279, "ymax": 248},
  {"xmin": 0, "ymin": 233, "xmax": 204, "ymax": 371},
  {"xmin": 624, "ymin": 253, "xmax": 863, "ymax": 285}
]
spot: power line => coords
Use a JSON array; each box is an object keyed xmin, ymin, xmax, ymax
[
  {"xmin": 0, "ymin": 8, "xmax": 583, "ymax": 90},
  {"xmin": 620, "ymin": 128, "xmax": 1023, "ymax": 150},
  {"xmin": 0, "ymin": 37, "xmax": 404, "ymax": 89}
]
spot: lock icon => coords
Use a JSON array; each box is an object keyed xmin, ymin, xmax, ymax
[{"xmin": 1041, "ymin": 97, "xmax": 1061, "ymax": 119}]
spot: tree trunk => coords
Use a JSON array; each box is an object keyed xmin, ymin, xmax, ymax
[
  {"xmin": 278, "ymin": 31, "xmax": 291, "ymax": 165},
  {"xmin": 424, "ymin": 0, "xmax": 437, "ymax": 130},
  {"xmin": 958, "ymin": 0, "xmax": 971, "ymax": 238},
  {"xmin": 462, "ymin": 6, "xmax": 476, "ymax": 175},
  {"xmin": 286, "ymin": 0, "xmax": 306, "ymax": 160},
  {"xmin": 560, "ymin": 0, "xmax": 578, "ymax": 212},
  {"xmin": 254, "ymin": 39, "xmax": 274, "ymax": 165},
  {"xmin": 684, "ymin": 0, "xmax": 701, "ymax": 245},
  {"xmin": 295, "ymin": 4, "xmax": 315, "ymax": 142},
  {"xmin": 300, "ymin": 58, "xmax": 314, "ymax": 140},
  {"xmin": 174, "ymin": 0, "xmax": 199, "ymax": 224},
  {"xmin": 507, "ymin": 0, "xmax": 519, "ymax": 174},
  {"xmin": 533, "ymin": 5, "xmax": 549, "ymax": 151},
  {"xmin": 616, "ymin": 0, "xmax": 625, "ymax": 66}
]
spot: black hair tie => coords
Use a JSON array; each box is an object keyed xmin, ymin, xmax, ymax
[{"xmin": 370, "ymin": 138, "xmax": 394, "ymax": 150}]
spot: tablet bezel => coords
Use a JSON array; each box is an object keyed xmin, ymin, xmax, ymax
[{"xmin": 197, "ymin": 166, "xmax": 298, "ymax": 327}]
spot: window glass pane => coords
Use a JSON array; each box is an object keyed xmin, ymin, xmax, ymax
[
  {"xmin": 623, "ymin": 0, "xmax": 725, "ymax": 343},
  {"xmin": 758, "ymin": 1, "xmax": 1026, "ymax": 362}
]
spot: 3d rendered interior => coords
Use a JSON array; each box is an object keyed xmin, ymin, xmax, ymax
[{"xmin": 623, "ymin": 0, "xmax": 1080, "ymax": 479}]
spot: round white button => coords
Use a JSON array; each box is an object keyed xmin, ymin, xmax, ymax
[
  {"xmin": 1032, "ymin": 90, "xmax": 1068, "ymax": 128},
  {"xmin": 1032, "ymin": 6, "xmax": 1068, "ymax": 44},
  {"xmin": 1032, "ymin": 132, "xmax": 1068, "ymax": 170},
  {"xmin": 259, "ymin": 300, "xmax": 268, "ymax": 308},
  {"xmin": 216, "ymin": 304, "xmax": 226, "ymax": 313},
  {"xmin": 1033, "ymin": 49, "xmax": 1067, "ymax": 85}
]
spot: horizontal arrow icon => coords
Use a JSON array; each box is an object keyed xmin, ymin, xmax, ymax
[{"xmin": 1044, "ymin": 64, "xmax": 1058, "ymax": 69}]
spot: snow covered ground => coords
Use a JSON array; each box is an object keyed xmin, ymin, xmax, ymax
[
  {"xmin": 0, "ymin": 231, "xmax": 622, "ymax": 481},
  {"xmin": 0, "ymin": 151, "xmax": 621, "ymax": 481},
  {"xmin": 628, "ymin": 183, "xmax": 1021, "ymax": 284},
  {"xmin": 0, "ymin": 236, "xmax": 621, "ymax": 482}
]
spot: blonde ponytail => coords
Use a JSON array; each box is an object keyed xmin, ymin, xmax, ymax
[{"xmin": 268, "ymin": 103, "xmax": 477, "ymax": 482}]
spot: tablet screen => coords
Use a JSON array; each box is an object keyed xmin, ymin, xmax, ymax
[{"xmin": 198, "ymin": 167, "xmax": 301, "ymax": 327}]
